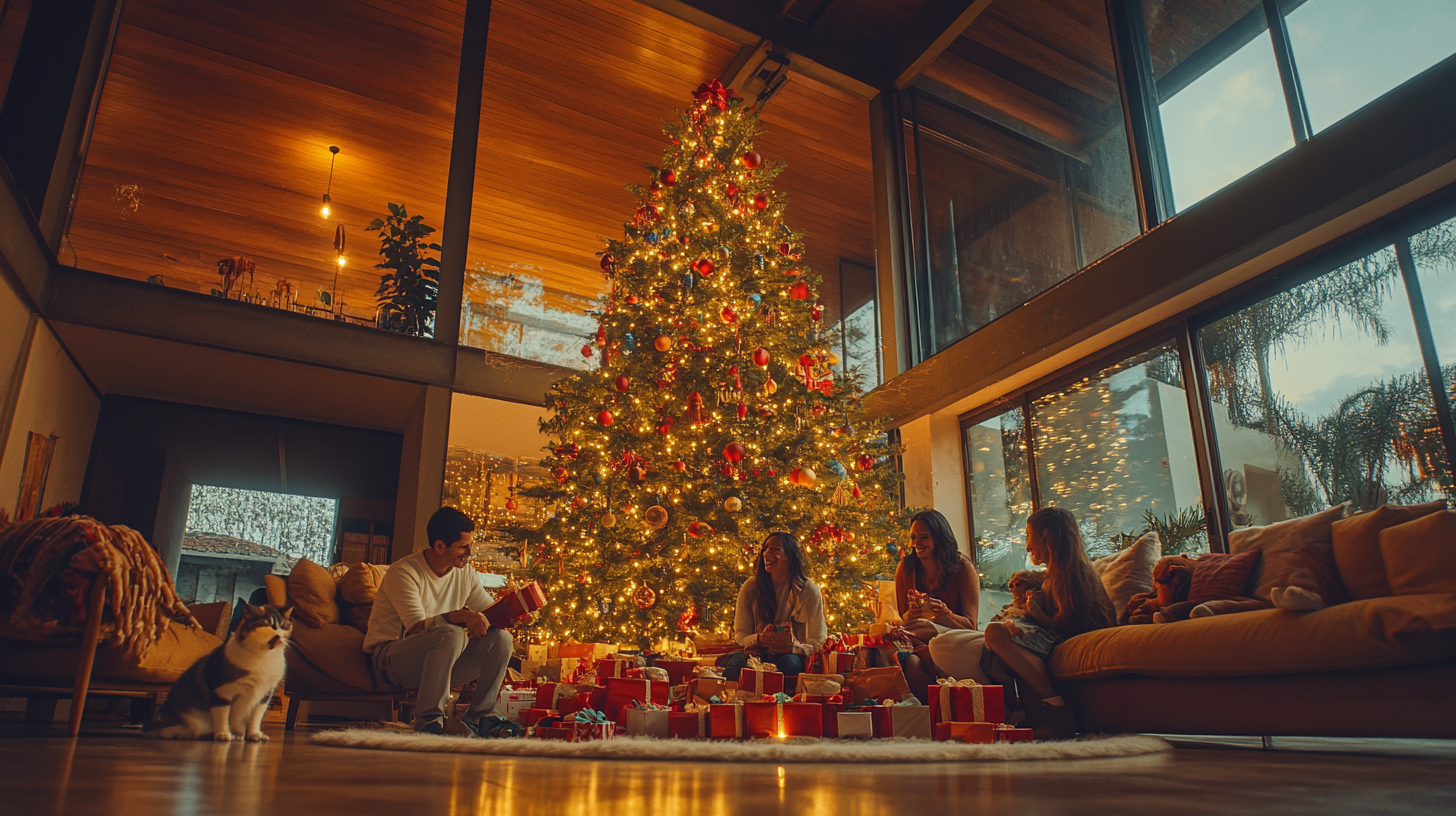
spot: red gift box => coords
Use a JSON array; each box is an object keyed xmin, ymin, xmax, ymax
[
  {"xmin": 570, "ymin": 720, "xmax": 614, "ymax": 742},
  {"xmin": 556, "ymin": 685, "xmax": 606, "ymax": 717},
  {"xmin": 668, "ymin": 709, "xmax": 712, "ymax": 739},
  {"xmin": 653, "ymin": 659, "xmax": 699, "ymax": 686},
  {"xmin": 521, "ymin": 708, "xmax": 559, "ymax": 727},
  {"xmin": 995, "ymin": 726, "xmax": 1034, "ymax": 743},
  {"xmin": 603, "ymin": 676, "xmax": 670, "ymax": 723},
  {"xmin": 743, "ymin": 701, "xmax": 823, "ymax": 738},
  {"xmin": 595, "ymin": 658, "xmax": 638, "ymax": 680},
  {"xmin": 738, "ymin": 664, "xmax": 785, "ymax": 697},
  {"xmin": 934, "ymin": 721, "xmax": 995, "ymax": 744},
  {"xmin": 824, "ymin": 652, "xmax": 855, "ymax": 674},
  {"xmin": 709, "ymin": 703, "xmax": 746, "ymax": 739},
  {"xmin": 928, "ymin": 681, "xmax": 1005, "ymax": 726},
  {"xmin": 870, "ymin": 704, "xmax": 932, "ymax": 739},
  {"xmin": 535, "ymin": 725, "xmax": 573, "ymax": 741},
  {"xmin": 483, "ymin": 581, "xmax": 547, "ymax": 629}
]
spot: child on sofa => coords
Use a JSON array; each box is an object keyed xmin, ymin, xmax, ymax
[{"xmin": 993, "ymin": 570, "xmax": 1061, "ymax": 657}]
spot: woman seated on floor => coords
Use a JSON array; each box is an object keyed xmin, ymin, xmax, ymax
[
  {"xmin": 893, "ymin": 509, "xmax": 982, "ymax": 698},
  {"xmin": 720, "ymin": 531, "xmax": 827, "ymax": 681},
  {"xmin": 981, "ymin": 506, "xmax": 1116, "ymax": 740}
]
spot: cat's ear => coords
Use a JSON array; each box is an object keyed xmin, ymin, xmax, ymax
[
  {"xmin": 244, "ymin": 603, "xmax": 264, "ymax": 617},
  {"xmin": 281, "ymin": 606, "xmax": 295, "ymax": 619}
]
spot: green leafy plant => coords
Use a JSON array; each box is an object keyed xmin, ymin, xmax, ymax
[
  {"xmin": 370, "ymin": 203, "xmax": 440, "ymax": 337},
  {"xmin": 1118, "ymin": 507, "xmax": 1208, "ymax": 556}
]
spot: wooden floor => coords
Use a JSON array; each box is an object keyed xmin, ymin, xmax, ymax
[{"xmin": 2, "ymin": 723, "xmax": 1455, "ymax": 815}]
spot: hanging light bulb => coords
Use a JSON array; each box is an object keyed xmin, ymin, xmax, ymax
[{"xmin": 320, "ymin": 145, "xmax": 339, "ymax": 218}]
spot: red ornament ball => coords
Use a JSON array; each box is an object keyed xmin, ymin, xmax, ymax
[
  {"xmin": 600, "ymin": 253, "xmax": 615, "ymax": 273},
  {"xmin": 752, "ymin": 194, "xmax": 768, "ymax": 210},
  {"xmin": 789, "ymin": 281, "xmax": 812, "ymax": 301},
  {"xmin": 857, "ymin": 454, "xmax": 876, "ymax": 471},
  {"xmin": 654, "ymin": 335, "xmax": 673, "ymax": 352},
  {"xmin": 597, "ymin": 410, "xmax": 614, "ymax": 427},
  {"xmin": 721, "ymin": 306, "xmax": 737, "ymax": 323},
  {"xmin": 672, "ymin": 460, "xmax": 686, "ymax": 472},
  {"xmin": 737, "ymin": 403, "xmax": 748, "ymax": 419},
  {"xmin": 742, "ymin": 150, "xmax": 762, "ymax": 169},
  {"xmin": 614, "ymin": 375, "xmax": 629, "ymax": 393},
  {"xmin": 785, "ymin": 268, "xmax": 801, "ymax": 277},
  {"xmin": 752, "ymin": 347, "xmax": 770, "ymax": 367},
  {"xmin": 694, "ymin": 258, "xmax": 715, "ymax": 277},
  {"xmin": 724, "ymin": 442, "xmax": 746, "ymax": 463},
  {"xmin": 726, "ymin": 183, "xmax": 740, "ymax": 198},
  {"xmin": 625, "ymin": 294, "xmax": 639, "ymax": 304},
  {"xmin": 662, "ymin": 169, "xmax": 676, "ymax": 185},
  {"xmin": 505, "ymin": 498, "xmax": 518, "ymax": 511},
  {"xmin": 581, "ymin": 345, "xmax": 593, "ymax": 358}
]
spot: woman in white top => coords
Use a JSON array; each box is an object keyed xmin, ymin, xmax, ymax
[{"xmin": 722, "ymin": 531, "xmax": 827, "ymax": 681}]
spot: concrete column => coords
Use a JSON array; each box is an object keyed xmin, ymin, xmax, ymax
[
  {"xmin": 897, "ymin": 411, "xmax": 969, "ymax": 556},
  {"xmin": 393, "ymin": 385, "xmax": 452, "ymax": 559}
]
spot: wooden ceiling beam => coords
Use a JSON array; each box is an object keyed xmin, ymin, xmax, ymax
[
  {"xmin": 632, "ymin": 0, "xmax": 877, "ymax": 97},
  {"xmin": 889, "ymin": 0, "xmax": 994, "ymax": 89}
]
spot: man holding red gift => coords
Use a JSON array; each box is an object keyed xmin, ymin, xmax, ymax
[{"xmin": 364, "ymin": 508, "xmax": 536, "ymax": 736}]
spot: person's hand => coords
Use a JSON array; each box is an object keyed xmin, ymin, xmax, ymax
[
  {"xmin": 512, "ymin": 611, "xmax": 537, "ymax": 627},
  {"xmin": 759, "ymin": 627, "xmax": 793, "ymax": 652},
  {"xmin": 448, "ymin": 607, "xmax": 491, "ymax": 637},
  {"xmin": 922, "ymin": 597, "xmax": 952, "ymax": 622},
  {"xmin": 406, "ymin": 619, "xmax": 428, "ymax": 636},
  {"xmin": 1002, "ymin": 618, "xmax": 1023, "ymax": 638}
]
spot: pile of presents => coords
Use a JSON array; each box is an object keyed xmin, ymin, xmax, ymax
[{"xmin": 496, "ymin": 634, "xmax": 1033, "ymax": 744}]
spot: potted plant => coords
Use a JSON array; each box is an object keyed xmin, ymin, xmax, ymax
[{"xmin": 369, "ymin": 203, "xmax": 440, "ymax": 337}]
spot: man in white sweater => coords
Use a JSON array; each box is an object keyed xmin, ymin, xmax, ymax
[{"xmin": 365, "ymin": 507, "xmax": 530, "ymax": 735}]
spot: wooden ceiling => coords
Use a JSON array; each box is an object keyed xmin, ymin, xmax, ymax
[{"xmin": 65, "ymin": 0, "xmax": 874, "ymax": 338}]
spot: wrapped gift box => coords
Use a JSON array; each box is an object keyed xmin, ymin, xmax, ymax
[
  {"xmin": 709, "ymin": 703, "xmax": 746, "ymax": 740},
  {"xmin": 556, "ymin": 686, "xmax": 607, "ymax": 717},
  {"xmin": 793, "ymin": 694, "xmax": 845, "ymax": 737},
  {"xmin": 535, "ymin": 725, "xmax": 574, "ymax": 741},
  {"xmin": 558, "ymin": 642, "xmax": 618, "ymax": 660},
  {"xmin": 595, "ymin": 658, "xmax": 641, "ymax": 680},
  {"xmin": 570, "ymin": 720, "xmax": 615, "ymax": 742},
  {"xmin": 494, "ymin": 688, "xmax": 538, "ymax": 721},
  {"xmin": 603, "ymin": 677, "xmax": 670, "ymax": 723},
  {"xmin": 794, "ymin": 673, "xmax": 846, "ymax": 697},
  {"xmin": 743, "ymin": 701, "xmax": 823, "ymax": 738},
  {"xmin": 687, "ymin": 677, "xmax": 733, "ymax": 703},
  {"xmin": 536, "ymin": 682, "xmax": 583, "ymax": 709},
  {"xmin": 845, "ymin": 666, "xmax": 912, "ymax": 704},
  {"xmin": 934, "ymin": 721, "xmax": 995, "ymax": 744},
  {"xmin": 738, "ymin": 664, "xmax": 785, "ymax": 697},
  {"xmin": 995, "ymin": 726, "xmax": 1034, "ymax": 743},
  {"xmin": 652, "ymin": 659, "xmax": 700, "ymax": 686},
  {"xmin": 928, "ymin": 681, "xmax": 1005, "ymax": 726},
  {"xmin": 817, "ymin": 651, "xmax": 855, "ymax": 674},
  {"xmin": 668, "ymin": 709, "xmax": 712, "ymax": 739},
  {"xmin": 527, "ymin": 644, "xmax": 550, "ymax": 662},
  {"xmin": 521, "ymin": 708, "xmax": 558, "ymax": 728},
  {"xmin": 836, "ymin": 711, "xmax": 874, "ymax": 739},
  {"xmin": 871, "ymin": 704, "xmax": 932, "ymax": 739},
  {"xmin": 624, "ymin": 707, "xmax": 671, "ymax": 738},
  {"xmin": 483, "ymin": 582, "xmax": 548, "ymax": 629}
]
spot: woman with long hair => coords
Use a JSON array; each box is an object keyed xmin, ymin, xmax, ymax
[
  {"xmin": 895, "ymin": 509, "xmax": 980, "ymax": 631},
  {"xmin": 722, "ymin": 531, "xmax": 827, "ymax": 680},
  {"xmin": 983, "ymin": 506, "xmax": 1116, "ymax": 739}
]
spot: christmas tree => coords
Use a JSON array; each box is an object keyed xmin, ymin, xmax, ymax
[{"xmin": 523, "ymin": 80, "xmax": 905, "ymax": 648}]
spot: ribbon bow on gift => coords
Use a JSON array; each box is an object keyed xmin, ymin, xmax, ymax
[
  {"xmin": 628, "ymin": 699, "xmax": 667, "ymax": 711},
  {"xmin": 803, "ymin": 678, "xmax": 842, "ymax": 697},
  {"xmin": 570, "ymin": 709, "xmax": 608, "ymax": 723},
  {"xmin": 744, "ymin": 655, "xmax": 770, "ymax": 673},
  {"xmin": 770, "ymin": 692, "xmax": 793, "ymax": 703},
  {"xmin": 709, "ymin": 695, "xmax": 725, "ymax": 705},
  {"xmin": 698, "ymin": 667, "xmax": 725, "ymax": 680},
  {"xmin": 935, "ymin": 677, "xmax": 985, "ymax": 723},
  {"xmin": 937, "ymin": 677, "xmax": 982, "ymax": 688},
  {"xmin": 642, "ymin": 667, "xmax": 669, "ymax": 683},
  {"xmin": 684, "ymin": 701, "xmax": 710, "ymax": 714},
  {"xmin": 692, "ymin": 79, "xmax": 735, "ymax": 110}
]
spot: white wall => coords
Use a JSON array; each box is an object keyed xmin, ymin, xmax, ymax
[{"xmin": 0, "ymin": 313, "xmax": 101, "ymax": 517}]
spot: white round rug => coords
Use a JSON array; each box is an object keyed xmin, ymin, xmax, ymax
[{"xmin": 311, "ymin": 729, "xmax": 1171, "ymax": 763}]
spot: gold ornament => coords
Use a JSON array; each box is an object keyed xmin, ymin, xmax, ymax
[
  {"xmin": 645, "ymin": 505, "xmax": 669, "ymax": 529},
  {"xmin": 654, "ymin": 335, "xmax": 673, "ymax": 352},
  {"xmin": 633, "ymin": 584, "xmax": 657, "ymax": 609},
  {"xmin": 600, "ymin": 513, "xmax": 617, "ymax": 528},
  {"xmin": 724, "ymin": 496, "xmax": 742, "ymax": 512}
]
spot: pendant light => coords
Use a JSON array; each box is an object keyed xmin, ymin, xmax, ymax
[{"xmin": 320, "ymin": 145, "xmax": 339, "ymax": 218}]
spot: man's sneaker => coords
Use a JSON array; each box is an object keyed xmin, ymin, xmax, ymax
[
  {"xmin": 444, "ymin": 717, "xmax": 479, "ymax": 738},
  {"xmin": 415, "ymin": 718, "xmax": 445, "ymax": 736}
]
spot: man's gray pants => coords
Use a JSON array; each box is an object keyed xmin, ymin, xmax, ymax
[{"xmin": 373, "ymin": 621, "xmax": 512, "ymax": 727}]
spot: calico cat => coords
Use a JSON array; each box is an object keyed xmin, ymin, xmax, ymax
[{"xmin": 143, "ymin": 604, "xmax": 292, "ymax": 741}]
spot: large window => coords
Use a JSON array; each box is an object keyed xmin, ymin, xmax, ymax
[
  {"xmin": 1033, "ymin": 343, "xmax": 1207, "ymax": 556},
  {"xmin": 1200, "ymin": 231, "xmax": 1456, "ymax": 524},
  {"xmin": 1281, "ymin": 0, "xmax": 1456, "ymax": 134},
  {"xmin": 179, "ymin": 485, "xmax": 338, "ymax": 604},
  {"xmin": 1142, "ymin": 0, "xmax": 1293, "ymax": 211},
  {"xmin": 963, "ymin": 407, "xmax": 1033, "ymax": 587}
]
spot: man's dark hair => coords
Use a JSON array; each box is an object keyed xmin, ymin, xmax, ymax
[{"xmin": 426, "ymin": 507, "xmax": 475, "ymax": 549}]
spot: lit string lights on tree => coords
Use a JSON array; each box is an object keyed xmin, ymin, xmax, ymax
[{"xmin": 522, "ymin": 79, "xmax": 906, "ymax": 647}]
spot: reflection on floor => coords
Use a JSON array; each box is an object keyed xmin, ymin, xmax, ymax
[{"xmin": 0, "ymin": 723, "xmax": 1453, "ymax": 815}]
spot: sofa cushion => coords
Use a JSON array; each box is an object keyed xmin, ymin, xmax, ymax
[
  {"xmin": 1382, "ymin": 511, "xmax": 1456, "ymax": 596},
  {"xmin": 1093, "ymin": 532, "xmax": 1159, "ymax": 619},
  {"xmin": 288, "ymin": 558, "xmax": 340, "ymax": 628},
  {"xmin": 264, "ymin": 574, "xmax": 289, "ymax": 608},
  {"xmin": 1230, "ymin": 504, "xmax": 1351, "ymax": 607},
  {"xmin": 1333, "ymin": 501, "xmax": 1449, "ymax": 600},
  {"xmin": 1049, "ymin": 592, "xmax": 1456, "ymax": 682},
  {"xmin": 338, "ymin": 562, "xmax": 389, "ymax": 606},
  {"xmin": 0, "ymin": 621, "xmax": 222, "ymax": 686},
  {"xmin": 288, "ymin": 621, "xmax": 377, "ymax": 691},
  {"xmin": 1187, "ymin": 550, "xmax": 1260, "ymax": 604}
]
